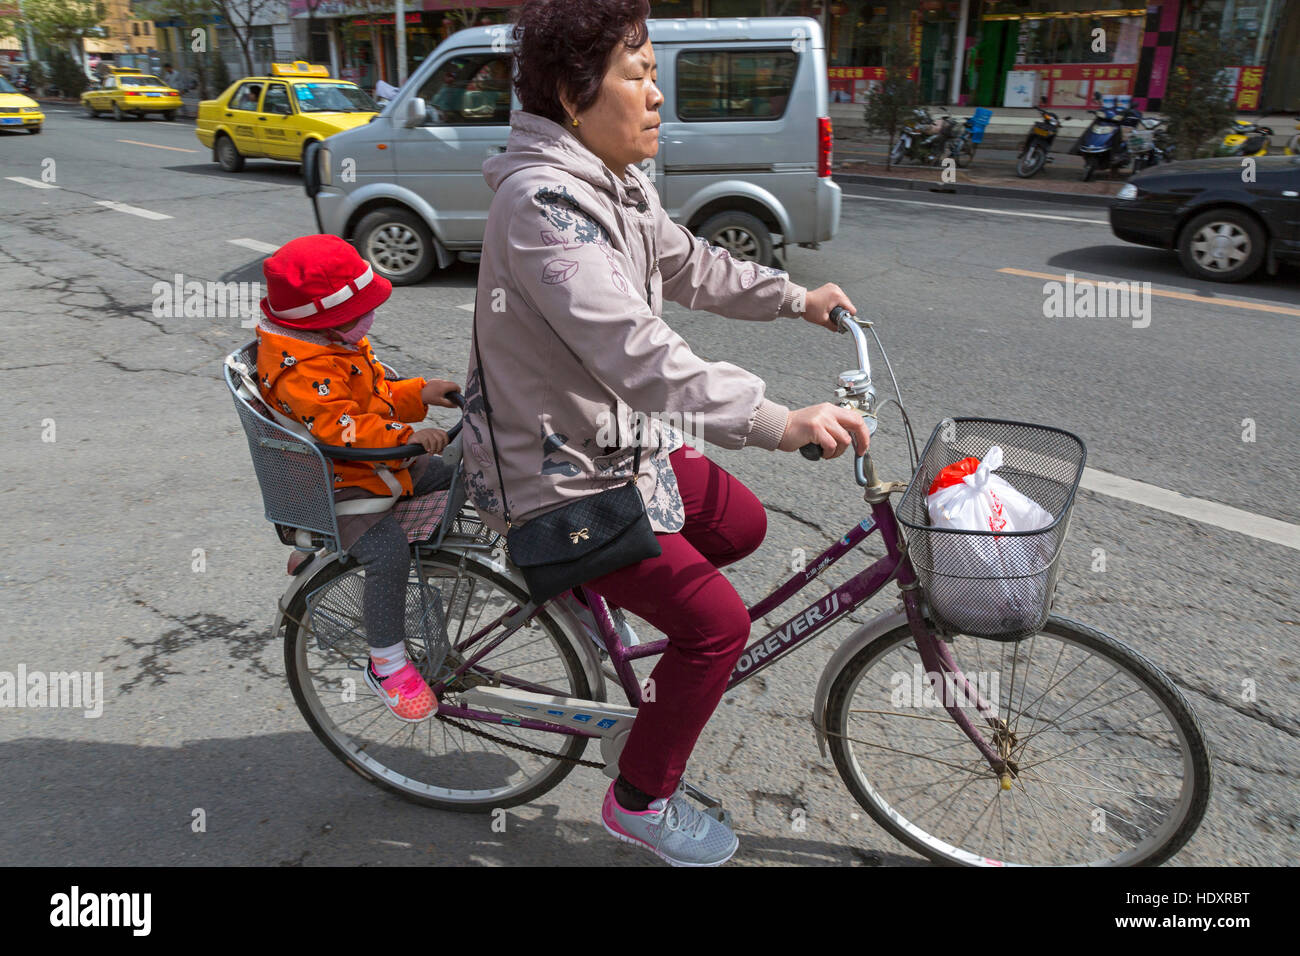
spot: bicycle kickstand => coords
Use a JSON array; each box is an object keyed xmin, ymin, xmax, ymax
[{"xmin": 681, "ymin": 780, "xmax": 733, "ymax": 828}]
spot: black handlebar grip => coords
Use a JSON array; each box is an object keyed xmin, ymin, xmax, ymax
[
  {"xmin": 800, "ymin": 443, "xmax": 823, "ymax": 461},
  {"xmin": 829, "ymin": 305, "xmax": 852, "ymax": 332},
  {"xmin": 447, "ymin": 390, "xmax": 466, "ymax": 409}
]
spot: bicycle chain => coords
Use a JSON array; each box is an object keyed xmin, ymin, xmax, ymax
[{"xmin": 438, "ymin": 713, "xmax": 607, "ymax": 769}]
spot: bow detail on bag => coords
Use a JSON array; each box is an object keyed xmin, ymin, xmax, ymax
[{"xmin": 569, "ymin": 528, "xmax": 591, "ymax": 544}]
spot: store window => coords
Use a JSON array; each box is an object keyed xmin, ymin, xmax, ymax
[
  {"xmin": 416, "ymin": 54, "xmax": 512, "ymax": 125},
  {"xmin": 676, "ymin": 49, "xmax": 798, "ymax": 120}
]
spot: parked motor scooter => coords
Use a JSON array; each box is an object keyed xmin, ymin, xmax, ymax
[
  {"xmin": 1213, "ymin": 119, "xmax": 1274, "ymax": 157},
  {"xmin": 1016, "ymin": 103, "xmax": 1062, "ymax": 178},
  {"xmin": 1128, "ymin": 116, "xmax": 1176, "ymax": 172},
  {"xmin": 889, "ymin": 108, "xmax": 950, "ymax": 166},
  {"xmin": 1071, "ymin": 92, "xmax": 1143, "ymax": 181}
]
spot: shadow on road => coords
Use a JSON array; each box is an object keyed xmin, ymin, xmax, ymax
[
  {"xmin": 0, "ymin": 735, "xmax": 925, "ymax": 866},
  {"xmin": 164, "ymin": 162, "xmax": 305, "ymax": 187},
  {"xmin": 1046, "ymin": 245, "xmax": 1300, "ymax": 308}
]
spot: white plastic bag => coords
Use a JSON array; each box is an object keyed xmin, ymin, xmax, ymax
[{"xmin": 924, "ymin": 446, "xmax": 1055, "ymax": 635}]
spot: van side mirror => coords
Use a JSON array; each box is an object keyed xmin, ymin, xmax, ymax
[{"xmin": 402, "ymin": 96, "xmax": 427, "ymax": 128}]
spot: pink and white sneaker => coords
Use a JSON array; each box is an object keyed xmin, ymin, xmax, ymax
[
  {"xmin": 601, "ymin": 781, "xmax": 738, "ymax": 867},
  {"xmin": 363, "ymin": 659, "xmax": 439, "ymax": 722}
]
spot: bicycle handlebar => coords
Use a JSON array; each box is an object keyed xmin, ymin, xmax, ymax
[
  {"xmin": 800, "ymin": 306, "xmax": 870, "ymax": 461},
  {"xmin": 317, "ymin": 390, "xmax": 466, "ymax": 462}
]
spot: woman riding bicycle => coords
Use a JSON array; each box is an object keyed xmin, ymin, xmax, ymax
[{"xmin": 462, "ymin": 0, "xmax": 869, "ymax": 866}]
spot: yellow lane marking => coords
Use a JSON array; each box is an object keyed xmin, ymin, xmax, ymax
[
  {"xmin": 117, "ymin": 139, "xmax": 199, "ymax": 153},
  {"xmin": 997, "ymin": 267, "xmax": 1300, "ymax": 318}
]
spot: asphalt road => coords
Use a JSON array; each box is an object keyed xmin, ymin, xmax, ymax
[{"xmin": 2, "ymin": 111, "xmax": 1297, "ymax": 866}]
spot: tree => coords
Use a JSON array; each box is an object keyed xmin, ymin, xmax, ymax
[
  {"xmin": 18, "ymin": 0, "xmax": 107, "ymax": 65},
  {"xmin": 135, "ymin": 0, "xmax": 222, "ymax": 98},
  {"xmin": 862, "ymin": 32, "xmax": 918, "ymax": 167},
  {"xmin": 47, "ymin": 45, "xmax": 88, "ymax": 95},
  {"xmin": 211, "ymin": 0, "xmax": 279, "ymax": 76},
  {"xmin": 1161, "ymin": 30, "xmax": 1240, "ymax": 159}
]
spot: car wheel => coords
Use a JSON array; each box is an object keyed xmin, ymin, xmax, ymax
[
  {"xmin": 216, "ymin": 134, "xmax": 245, "ymax": 172},
  {"xmin": 355, "ymin": 208, "xmax": 436, "ymax": 286},
  {"xmin": 1177, "ymin": 209, "xmax": 1266, "ymax": 283},
  {"xmin": 84, "ymin": 102, "xmax": 97, "ymax": 118},
  {"xmin": 112, "ymin": 102, "xmax": 124, "ymax": 121},
  {"xmin": 163, "ymin": 110, "xmax": 176, "ymax": 121},
  {"xmin": 696, "ymin": 211, "xmax": 775, "ymax": 266},
  {"xmin": 27, "ymin": 125, "xmax": 40, "ymax": 135}
]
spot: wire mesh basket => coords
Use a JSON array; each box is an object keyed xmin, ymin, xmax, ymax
[
  {"xmin": 896, "ymin": 418, "xmax": 1086, "ymax": 642},
  {"xmin": 303, "ymin": 568, "xmax": 451, "ymax": 677}
]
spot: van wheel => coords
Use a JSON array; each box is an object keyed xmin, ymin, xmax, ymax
[
  {"xmin": 216, "ymin": 134, "xmax": 245, "ymax": 172},
  {"xmin": 355, "ymin": 208, "xmax": 436, "ymax": 285},
  {"xmin": 696, "ymin": 211, "xmax": 774, "ymax": 266}
]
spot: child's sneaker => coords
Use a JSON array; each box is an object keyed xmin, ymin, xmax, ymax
[
  {"xmin": 601, "ymin": 781, "xmax": 738, "ymax": 867},
  {"xmin": 363, "ymin": 659, "xmax": 438, "ymax": 722}
]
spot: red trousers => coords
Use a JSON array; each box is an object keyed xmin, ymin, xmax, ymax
[{"xmin": 585, "ymin": 447, "xmax": 766, "ymax": 798}]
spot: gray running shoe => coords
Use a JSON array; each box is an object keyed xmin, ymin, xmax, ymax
[{"xmin": 601, "ymin": 781, "xmax": 738, "ymax": 867}]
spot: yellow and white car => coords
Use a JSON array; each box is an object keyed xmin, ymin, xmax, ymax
[
  {"xmin": 0, "ymin": 75, "xmax": 44, "ymax": 134},
  {"xmin": 195, "ymin": 62, "xmax": 379, "ymax": 172},
  {"xmin": 81, "ymin": 67, "xmax": 182, "ymax": 121}
]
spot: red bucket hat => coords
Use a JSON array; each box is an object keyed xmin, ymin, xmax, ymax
[{"xmin": 260, "ymin": 234, "xmax": 392, "ymax": 330}]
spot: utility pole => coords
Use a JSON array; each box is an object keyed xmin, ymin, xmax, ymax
[{"xmin": 950, "ymin": 0, "xmax": 969, "ymax": 106}]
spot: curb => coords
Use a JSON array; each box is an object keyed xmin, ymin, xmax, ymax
[{"xmin": 835, "ymin": 172, "xmax": 1118, "ymax": 209}]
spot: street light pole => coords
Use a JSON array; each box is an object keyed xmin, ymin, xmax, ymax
[{"xmin": 950, "ymin": 0, "xmax": 969, "ymax": 106}]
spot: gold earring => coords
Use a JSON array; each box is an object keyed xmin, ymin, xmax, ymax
[{"xmin": 572, "ymin": 116, "xmax": 581, "ymax": 127}]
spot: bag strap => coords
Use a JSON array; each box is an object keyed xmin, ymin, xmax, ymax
[{"xmin": 471, "ymin": 295, "xmax": 642, "ymax": 530}]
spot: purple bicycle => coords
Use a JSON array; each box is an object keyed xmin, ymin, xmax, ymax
[{"xmin": 266, "ymin": 309, "xmax": 1211, "ymax": 867}]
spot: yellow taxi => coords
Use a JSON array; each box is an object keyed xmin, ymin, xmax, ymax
[
  {"xmin": 195, "ymin": 62, "xmax": 379, "ymax": 172},
  {"xmin": 81, "ymin": 67, "xmax": 182, "ymax": 121},
  {"xmin": 0, "ymin": 75, "xmax": 44, "ymax": 134}
]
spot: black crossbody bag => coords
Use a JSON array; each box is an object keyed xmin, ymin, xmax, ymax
[{"xmin": 472, "ymin": 318, "xmax": 662, "ymax": 606}]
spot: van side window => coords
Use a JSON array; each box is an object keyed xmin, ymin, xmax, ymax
[
  {"xmin": 416, "ymin": 54, "xmax": 512, "ymax": 126},
  {"xmin": 676, "ymin": 49, "xmax": 798, "ymax": 121}
]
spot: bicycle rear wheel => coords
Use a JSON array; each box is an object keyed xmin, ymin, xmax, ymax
[
  {"xmin": 284, "ymin": 550, "xmax": 595, "ymax": 811},
  {"xmin": 825, "ymin": 616, "xmax": 1210, "ymax": 866}
]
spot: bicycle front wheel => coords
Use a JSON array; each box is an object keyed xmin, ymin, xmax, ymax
[
  {"xmin": 284, "ymin": 550, "xmax": 595, "ymax": 812},
  {"xmin": 825, "ymin": 616, "xmax": 1211, "ymax": 865}
]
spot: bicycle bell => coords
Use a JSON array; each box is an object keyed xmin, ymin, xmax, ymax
[{"xmin": 836, "ymin": 369, "xmax": 878, "ymax": 436}]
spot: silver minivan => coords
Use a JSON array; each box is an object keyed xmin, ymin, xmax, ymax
[{"xmin": 306, "ymin": 16, "xmax": 841, "ymax": 284}]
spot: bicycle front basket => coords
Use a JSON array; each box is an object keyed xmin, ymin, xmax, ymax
[{"xmin": 896, "ymin": 418, "xmax": 1086, "ymax": 642}]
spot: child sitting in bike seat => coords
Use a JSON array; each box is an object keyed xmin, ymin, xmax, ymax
[{"xmin": 256, "ymin": 234, "xmax": 462, "ymax": 724}]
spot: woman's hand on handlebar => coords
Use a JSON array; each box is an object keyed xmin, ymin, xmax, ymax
[
  {"xmin": 800, "ymin": 283, "xmax": 856, "ymax": 332},
  {"xmin": 778, "ymin": 403, "xmax": 870, "ymax": 459},
  {"xmin": 421, "ymin": 378, "xmax": 462, "ymax": 408}
]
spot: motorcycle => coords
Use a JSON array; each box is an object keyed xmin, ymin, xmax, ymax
[
  {"xmin": 1128, "ymin": 116, "xmax": 1176, "ymax": 172},
  {"xmin": 945, "ymin": 114, "xmax": 981, "ymax": 168},
  {"xmin": 1213, "ymin": 119, "xmax": 1274, "ymax": 157},
  {"xmin": 889, "ymin": 108, "xmax": 952, "ymax": 166},
  {"xmin": 1015, "ymin": 105, "xmax": 1062, "ymax": 178},
  {"xmin": 1071, "ymin": 93, "xmax": 1143, "ymax": 181}
]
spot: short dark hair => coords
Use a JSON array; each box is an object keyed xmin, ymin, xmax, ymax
[{"xmin": 512, "ymin": 0, "xmax": 650, "ymax": 126}]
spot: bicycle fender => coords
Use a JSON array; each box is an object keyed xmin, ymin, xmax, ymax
[
  {"xmin": 272, "ymin": 551, "xmax": 344, "ymax": 636},
  {"xmin": 810, "ymin": 604, "xmax": 909, "ymax": 758}
]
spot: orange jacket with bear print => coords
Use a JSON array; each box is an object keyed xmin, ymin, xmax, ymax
[{"xmin": 255, "ymin": 316, "xmax": 429, "ymax": 497}]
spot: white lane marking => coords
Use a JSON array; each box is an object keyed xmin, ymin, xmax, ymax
[
  {"xmin": 117, "ymin": 138, "xmax": 199, "ymax": 154},
  {"xmin": 1082, "ymin": 468, "xmax": 1300, "ymax": 551},
  {"xmin": 95, "ymin": 199, "xmax": 172, "ymax": 220},
  {"xmin": 228, "ymin": 238, "xmax": 279, "ymax": 254},
  {"xmin": 842, "ymin": 193, "xmax": 1107, "ymax": 225},
  {"xmin": 5, "ymin": 176, "xmax": 59, "ymax": 190},
  {"xmin": 457, "ymin": 302, "xmax": 475, "ymax": 312}
]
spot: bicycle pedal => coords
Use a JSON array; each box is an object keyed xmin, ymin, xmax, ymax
[
  {"xmin": 702, "ymin": 806, "xmax": 732, "ymax": 828},
  {"xmin": 680, "ymin": 779, "xmax": 723, "ymax": 809}
]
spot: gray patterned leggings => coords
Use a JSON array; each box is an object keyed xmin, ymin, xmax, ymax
[{"xmin": 350, "ymin": 456, "xmax": 456, "ymax": 649}]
